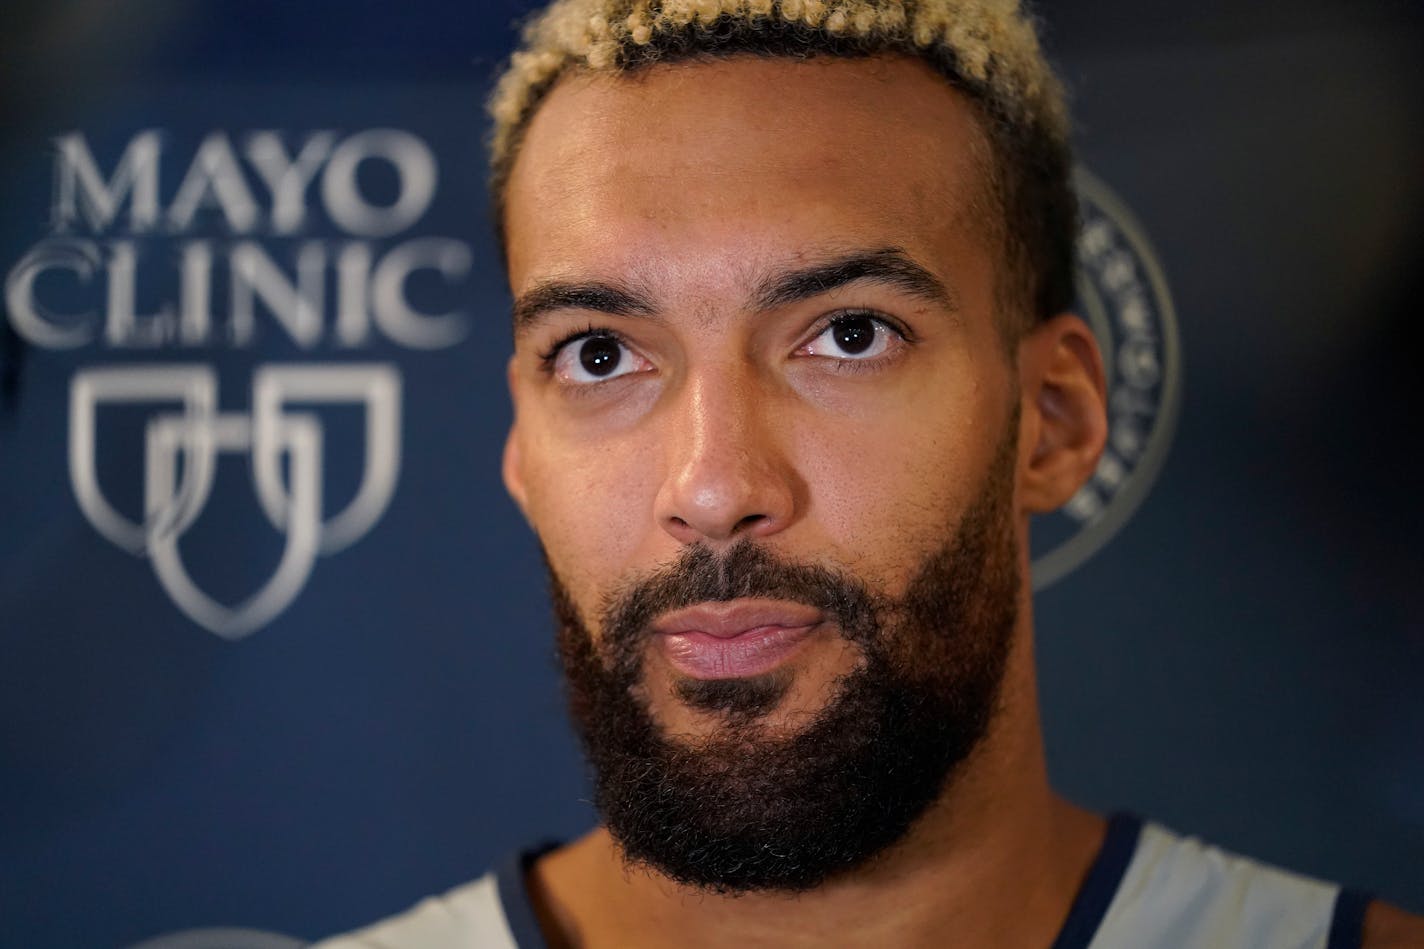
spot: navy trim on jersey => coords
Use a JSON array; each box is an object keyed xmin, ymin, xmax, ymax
[
  {"xmin": 1049, "ymin": 812, "xmax": 1144, "ymax": 949},
  {"xmin": 496, "ymin": 841, "xmax": 562, "ymax": 949},
  {"xmin": 1326, "ymin": 888, "xmax": 1373, "ymax": 949},
  {"xmin": 496, "ymin": 814, "xmax": 1144, "ymax": 948}
]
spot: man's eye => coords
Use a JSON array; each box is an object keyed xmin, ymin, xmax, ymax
[
  {"xmin": 552, "ymin": 334, "xmax": 649, "ymax": 384},
  {"xmin": 800, "ymin": 314, "xmax": 897, "ymax": 360}
]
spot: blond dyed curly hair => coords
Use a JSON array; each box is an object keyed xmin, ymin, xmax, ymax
[{"xmin": 488, "ymin": 0, "xmax": 1077, "ymax": 328}]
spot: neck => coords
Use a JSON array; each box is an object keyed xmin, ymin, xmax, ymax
[{"xmin": 530, "ymin": 602, "xmax": 1106, "ymax": 949}]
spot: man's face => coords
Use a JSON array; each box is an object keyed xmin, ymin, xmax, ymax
[{"xmin": 502, "ymin": 55, "xmax": 1031, "ymax": 888}]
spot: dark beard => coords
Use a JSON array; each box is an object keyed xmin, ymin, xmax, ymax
[{"xmin": 548, "ymin": 422, "xmax": 1021, "ymax": 894}]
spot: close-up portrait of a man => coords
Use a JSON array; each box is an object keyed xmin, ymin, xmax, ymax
[
  {"xmin": 1, "ymin": 0, "xmax": 1421, "ymax": 947},
  {"xmin": 308, "ymin": 1, "xmax": 1424, "ymax": 946}
]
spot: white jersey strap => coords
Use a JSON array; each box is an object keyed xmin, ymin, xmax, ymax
[{"xmin": 1082, "ymin": 819, "xmax": 1369, "ymax": 949}]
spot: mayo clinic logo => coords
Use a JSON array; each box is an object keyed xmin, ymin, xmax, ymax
[
  {"xmin": 4, "ymin": 128, "xmax": 471, "ymax": 638},
  {"xmin": 1030, "ymin": 169, "xmax": 1181, "ymax": 590}
]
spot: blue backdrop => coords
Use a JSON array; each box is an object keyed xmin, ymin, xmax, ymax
[{"xmin": 1, "ymin": 2, "xmax": 1420, "ymax": 945}]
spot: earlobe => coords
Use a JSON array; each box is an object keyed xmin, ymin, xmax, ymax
[{"xmin": 1017, "ymin": 314, "xmax": 1108, "ymax": 514}]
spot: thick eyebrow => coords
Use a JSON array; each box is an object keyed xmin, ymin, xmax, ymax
[
  {"xmin": 512, "ymin": 281, "xmax": 656, "ymax": 334},
  {"xmin": 752, "ymin": 247, "xmax": 958, "ymax": 313},
  {"xmin": 512, "ymin": 247, "xmax": 955, "ymax": 335}
]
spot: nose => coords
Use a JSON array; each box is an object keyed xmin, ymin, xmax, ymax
[{"xmin": 654, "ymin": 365, "xmax": 799, "ymax": 546}]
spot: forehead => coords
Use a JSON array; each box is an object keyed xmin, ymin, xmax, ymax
[{"xmin": 503, "ymin": 54, "xmax": 996, "ymax": 297}]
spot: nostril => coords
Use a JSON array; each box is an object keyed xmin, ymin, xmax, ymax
[{"xmin": 734, "ymin": 513, "xmax": 768, "ymax": 534}]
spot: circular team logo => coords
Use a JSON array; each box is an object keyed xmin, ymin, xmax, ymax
[
  {"xmin": 127, "ymin": 928, "xmax": 305, "ymax": 949},
  {"xmin": 1029, "ymin": 168, "xmax": 1182, "ymax": 590}
]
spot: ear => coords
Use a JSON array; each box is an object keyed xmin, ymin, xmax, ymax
[
  {"xmin": 502, "ymin": 356, "xmax": 531, "ymax": 520},
  {"xmin": 1016, "ymin": 313, "xmax": 1108, "ymax": 514}
]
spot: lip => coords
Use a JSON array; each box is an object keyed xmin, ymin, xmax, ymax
[{"xmin": 653, "ymin": 599, "xmax": 824, "ymax": 679}]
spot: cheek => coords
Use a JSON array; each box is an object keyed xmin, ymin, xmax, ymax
[
  {"xmin": 791, "ymin": 373, "xmax": 999, "ymax": 582},
  {"xmin": 520, "ymin": 432, "xmax": 663, "ymax": 613}
]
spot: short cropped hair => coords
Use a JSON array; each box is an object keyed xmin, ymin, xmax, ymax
[{"xmin": 488, "ymin": 0, "xmax": 1076, "ymax": 335}]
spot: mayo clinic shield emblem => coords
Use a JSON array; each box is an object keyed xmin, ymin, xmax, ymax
[
  {"xmin": 69, "ymin": 363, "xmax": 401, "ymax": 639},
  {"xmin": 1030, "ymin": 169, "xmax": 1182, "ymax": 590},
  {"xmin": 2, "ymin": 125, "xmax": 472, "ymax": 642}
]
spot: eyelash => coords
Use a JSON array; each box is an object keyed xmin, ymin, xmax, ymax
[
  {"xmin": 813, "ymin": 308, "xmax": 913, "ymax": 342},
  {"xmin": 537, "ymin": 325, "xmax": 618, "ymax": 371},
  {"xmin": 805, "ymin": 309, "xmax": 914, "ymax": 370},
  {"xmin": 535, "ymin": 309, "xmax": 914, "ymax": 373}
]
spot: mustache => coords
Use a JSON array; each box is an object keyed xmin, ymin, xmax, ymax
[{"xmin": 596, "ymin": 541, "xmax": 881, "ymax": 679}]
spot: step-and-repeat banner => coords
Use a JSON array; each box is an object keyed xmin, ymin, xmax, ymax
[{"xmin": 1, "ymin": 2, "xmax": 1420, "ymax": 945}]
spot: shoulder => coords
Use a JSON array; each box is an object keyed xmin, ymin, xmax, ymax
[
  {"xmin": 310, "ymin": 873, "xmax": 519, "ymax": 949},
  {"xmin": 1091, "ymin": 819, "xmax": 1359, "ymax": 949},
  {"xmin": 1362, "ymin": 900, "xmax": 1424, "ymax": 949}
]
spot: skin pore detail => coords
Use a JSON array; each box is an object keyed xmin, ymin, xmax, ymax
[{"xmin": 500, "ymin": 54, "xmax": 1112, "ymax": 948}]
